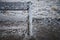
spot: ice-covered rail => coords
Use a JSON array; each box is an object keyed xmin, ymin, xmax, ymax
[{"xmin": 0, "ymin": 2, "xmax": 29, "ymax": 10}]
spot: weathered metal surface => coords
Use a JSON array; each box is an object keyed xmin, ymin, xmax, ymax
[{"xmin": 0, "ymin": 2, "xmax": 29, "ymax": 10}]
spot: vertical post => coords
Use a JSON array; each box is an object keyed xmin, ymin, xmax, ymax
[{"xmin": 28, "ymin": 2, "xmax": 33, "ymax": 36}]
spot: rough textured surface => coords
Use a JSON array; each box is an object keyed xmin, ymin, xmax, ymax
[{"xmin": 0, "ymin": 2, "xmax": 29, "ymax": 10}]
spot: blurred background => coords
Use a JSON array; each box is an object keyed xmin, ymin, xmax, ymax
[{"xmin": 0, "ymin": 0, "xmax": 60, "ymax": 40}]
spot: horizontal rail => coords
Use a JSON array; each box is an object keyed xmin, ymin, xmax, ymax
[
  {"xmin": 0, "ymin": 9, "xmax": 29, "ymax": 11},
  {"xmin": 0, "ymin": 27, "xmax": 24, "ymax": 30},
  {"xmin": 0, "ymin": 2, "xmax": 29, "ymax": 10}
]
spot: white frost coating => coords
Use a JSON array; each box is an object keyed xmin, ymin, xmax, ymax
[
  {"xmin": 29, "ymin": 2, "xmax": 33, "ymax": 36},
  {"xmin": 0, "ymin": 0, "xmax": 31, "ymax": 2},
  {"xmin": 0, "ymin": 11, "xmax": 28, "ymax": 22}
]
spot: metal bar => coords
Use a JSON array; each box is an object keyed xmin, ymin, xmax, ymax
[
  {"xmin": 0, "ymin": 2, "xmax": 29, "ymax": 10},
  {"xmin": 28, "ymin": 2, "xmax": 33, "ymax": 36},
  {"xmin": 0, "ymin": 9, "xmax": 29, "ymax": 11}
]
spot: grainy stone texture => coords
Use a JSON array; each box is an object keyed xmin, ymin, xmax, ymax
[{"xmin": 0, "ymin": 0, "xmax": 60, "ymax": 40}]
